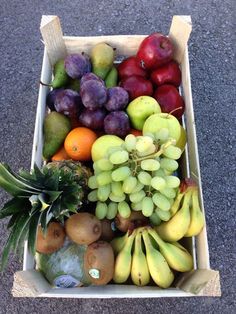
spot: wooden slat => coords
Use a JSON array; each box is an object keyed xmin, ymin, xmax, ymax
[
  {"xmin": 40, "ymin": 15, "xmax": 67, "ymax": 66},
  {"xmin": 169, "ymin": 15, "xmax": 192, "ymax": 64},
  {"xmin": 63, "ymin": 35, "xmax": 147, "ymax": 57},
  {"xmin": 181, "ymin": 47, "xmax": 210, "ymax": 270}
]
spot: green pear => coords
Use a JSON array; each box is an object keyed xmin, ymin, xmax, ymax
[
  {"xmin": 126, "ymin": 96, "xmax": 161, "ymax": 130},
  {"xmin": 43, "ymin": 112, "xmax": 71, "ymax": 160},
  {"xmin": 91, "ymin": 43, "xmax": 115, "ymax": 79},
  {"xmin": 52, "ymin": 59, "xmax": 69, "ymax": 89},
  {"xmin": 105, "ymin": 66, "xmax": 118, "ymax": 88}
]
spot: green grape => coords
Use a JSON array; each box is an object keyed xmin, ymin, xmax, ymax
[
  {"xmin": 118, "ymin": 201, "xmax": 131, "ymax": 218},
  {"xmin": 149, "ymin": 212, "xmax": 161, "ymax": 226},
  {"xmin": 151, "ymin": 176, "xmax": 166, "ymax": 190},
  {"xmin": 155, "ymin": 208, "xmax": 171, "ymax": 221},
  {"xmin": 132, "ymin": 182, "xmax": 144, "ymax": 193},
  {"xmin": 155, "ymin": 128, "xmax": 169, "ymax": 142},
  {"xmin": 135, "ymin": 136, "xmax": 153, "ymax": 153},
  {"xmin": 152, "ymin": 168, "xmax": 166, "ymax": 177},
  {"xmin": 97, "ymin": 184, "xmax": 111, "ymax": 202},
  {"xmin": 131, "ymin": 202, "xmax": 143, "ymax": 211},
  {"xmin": 152, "ymin": 193, "xmax": 171, "ymax": 211},
  {"xmin": 96, "ymin": 158, "xmax": 114, "ymax": 171},
  {"xmin": 160, "ymin": 158, "xmax": 179, "ymax": 172},
  {"xmin": 163, "ymin": 145, "xmax": 182, "ymax": 160},
  {"xmin": 107, "ymin": 146, "xmax": 123, "ymax": 157},
  {"xmin": 141, "ymin": 197, "xmax": 154, "ymax": 217},
  {"xmin": 109, "ymin": 150, "xmax": 129, "ymax": 164},
  {"xmin": 95, "ymin": 202, "xmax": 108, "ymax": 219},
  {"xmin": 111, "ymin": 181, "xmax": 124, "ymax": 197},
  {"xmin": 138, "ymin": 171, "xmax": 152, "ymax": 185},
  {"xmin": 159, "ymin": 187, "xmax": 176, "ymax": 199},
  {"xmin": 109, "ymin": 192, "xmax": 126, "ymax": 202},
  {"xmin": 88, "ymin": 190, "xmax": 98, "ymax": 202},
  {"xmin": 137, "ymin": 144, "xmax": 156, "ymax": 157},
  {"xmin": 96, "ymin": 171, "xmax": 112, "ymax": 186},
  {"xmin": 122, "ymin": 176, "xmax": 138, "ymax": 194},
  {"xmin": 129, "ymin": 190, "xmax": 146, "ymax": 203},
  {"xmin": 88, "ymin": 175, "xmax": 98, "ymax": 189},
  {"xmin": 106, "ymin": 202, "xmax": 118, "ymax": 219},
  {"xmin": 93, "ymin": 162, "xmax": 102, "ymax": 174},
  {"xmin": 165, "ymin": 175, "xmax": 181, "ymax": 188},
  {"xmin": 125, "ymin": 134, "xmax": 137, "ymax": 152},
  {"xmin": 111, "ymin": 166, "xmax": 131, "ymax": 181},
  {"xmin": 141, "ymin": 159, "xmax": 160, "ymax": 171}
]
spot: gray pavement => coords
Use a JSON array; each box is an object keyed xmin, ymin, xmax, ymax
[{"xmin": 0, "ymin": 0, "xmax": 235, "ymax": 313}]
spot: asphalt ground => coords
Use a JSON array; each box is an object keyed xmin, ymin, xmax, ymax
[{"xmin": 0, "ymin": 0, "xmax": 235, "ymax": 313}]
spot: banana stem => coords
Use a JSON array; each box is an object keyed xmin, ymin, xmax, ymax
[
  {"xmin": 192, "ymin": 189, "xmax": 201, "ymax": 211},
  {"xmin": 147, "ymin": 228, "xmax": 165, "ymax": 248},
  {"xmin": 170, "ymin": 192, "xmax": 184, "ymax": 216}
]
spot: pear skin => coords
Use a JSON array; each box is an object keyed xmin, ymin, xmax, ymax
[
  {"xmin": 91, "ymin": 43, "xmax": 115, "ymax": 79},
  {"xmin": 43, "ymin": 112, "xmax": 71, "ymax": 160}
]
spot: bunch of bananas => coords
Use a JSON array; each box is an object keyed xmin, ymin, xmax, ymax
[
  {"xmin": 111, "ymin": 226, "xmax": 193, "ymax": 287},
  {"xmin": 155, "ymin": 178, "xmax": 205, "ymax": 241}
]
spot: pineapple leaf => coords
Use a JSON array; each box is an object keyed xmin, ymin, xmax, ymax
[
  {"xmin": 7, "ymin": 212, "xmax": 23, "ymax": 229},
  {"xmin": 45, "ymin": 190, "xmax": 62, "ymax": 203},
  {"xmin": 0, "ymin": 211, "xmax": 29, "ymax": 271},
  {"xmin": 0, "ymin": 198, "xmax": 27, "ymax": 219},
  {"xmin": 28, "ymin": 212, "xmax": 41, "ymax": 255},
  {"xmin": 40, "ymin": 209, "xmax": 48, "ymax": 236}
]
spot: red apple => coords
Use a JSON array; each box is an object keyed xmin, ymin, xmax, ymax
[
  {"xmin": 151, "ymin": 61, "xmax": 181, "ymax": 87},
  {"xmin": 136, "ymin": 33, "xmax": 174, "ymax": 70},
  {"xmin": 118, "ymin": 56, "xmax": 148, "ymax": 79},
  {"xmin": 153, "ymin": 84, "xmax": 185, "ymax": 120},
  {"xmin": 120, "ymin": 75, "xmax": 153, "ymax": 100}
]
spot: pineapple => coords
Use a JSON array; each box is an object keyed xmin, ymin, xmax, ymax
[{"xmin": 0, "ymin": 160, "xmax": 91, "ymax": 270}]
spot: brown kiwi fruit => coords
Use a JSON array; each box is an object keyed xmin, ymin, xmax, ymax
[
  {"xmin": 99, "ymin": 219, "xmax": 116, "ymax": 242},
  {"xmin": 84, "ymin": 241, "xmax": 114, "ymax": 285},
  {"xmin": 115, "ymin": 211, "xmax": 149, "ymax": 232},
  {"xmin": 36, "ymin": 222, "xmax": 66, "ymax": 254},
  {"xmin": 65, "ymin": 212, "xmax": 102, "ymax": 245}
]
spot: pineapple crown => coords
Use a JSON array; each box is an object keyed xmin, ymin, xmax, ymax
[{"xmin": 0, "ymin": 161, "xmax": 89, "ymax": 270}]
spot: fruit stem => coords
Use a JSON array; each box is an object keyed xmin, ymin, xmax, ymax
[
  {"xmin": 147, "ymin": 228, "xmax": 165, "ymax": 247},
  {"xmin": 40, "ymin": 81, "xmax": 52, "ymax": 87},
  {"xmin": 134, "ymin": 138, "xmax": 175, "ymax": 162},
  {"xmin": 167, "ymin": 106, "xmax": 183, "ymax": 118}
]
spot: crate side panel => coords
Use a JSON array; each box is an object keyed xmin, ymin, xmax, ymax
[{"xmin": 181, "ymin": 48, "xmax": 210, "ymax": 269}]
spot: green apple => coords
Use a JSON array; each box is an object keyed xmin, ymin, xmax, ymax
[
  {"xmin": 176, "ymin": 125, "xmax": 187, "ymax": 152},
  {"xmin": 143, "ymin": 113, "xmax": 181, "ymax": 142},
  {"xmin": 126, "ymin": 96, "xmax": 161, "ymax": 130},
  {"xmin": 91, "ymin": 135, "xmax": 124, "ymax": 161}
]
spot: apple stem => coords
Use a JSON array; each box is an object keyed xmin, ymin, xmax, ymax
[{"xmin": 167, "ymin": 106, "xmax": 183, "ymax": 118}]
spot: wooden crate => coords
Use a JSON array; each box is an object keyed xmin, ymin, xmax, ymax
[{"xmin": 12, "ymin": 15, "xmax": 220, "ymax": 298}]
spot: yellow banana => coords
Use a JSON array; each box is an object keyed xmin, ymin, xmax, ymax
[
  {"xmin": 110, "ymin": 231, "xmax": 129, "ymax": 255},
  {"xmin": 142, "ymin": 229, "xmax": 174, "ymax": 288},
  {"xmin": 131, "ymin": 230, "xmax": 150, "ymax": 286},
  {"xmin": 148, "ymin": 228, "xmax": 193, "ymax": 272},
  {"xmin": 155, "ymin": 189, "xmax": 192, "ymax": 242},
  {"xmin": 185, "ymin": 188, "xmax": 205, "ymax": 237},
  {"xmin": 113, "ymin": 230, "xmax": 136, "ymax": 283}
]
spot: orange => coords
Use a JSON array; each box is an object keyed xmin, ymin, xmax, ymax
[
  {"xmin": 64, "ymin": 127, "xmax": 97, "ymax": 161},
  {"xmin": 130, "ymin": 129, "xmax": 142, "ymax": 137},
  {"xmin": 51, "ymin": 146, "xmax": 71, "ymax": 161}
]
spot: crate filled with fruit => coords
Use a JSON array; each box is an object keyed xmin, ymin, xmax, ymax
[{"xmin": 0, "ymin": 15, "xmax": 220, "ymax": 298}]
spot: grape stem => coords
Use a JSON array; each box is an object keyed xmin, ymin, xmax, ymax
[{"xmin": 133, "ymin": 138, "xmax": 176, "ymax": 162}]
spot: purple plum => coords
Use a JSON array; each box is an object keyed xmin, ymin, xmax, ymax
[
  {"xmin": 64, "ymin": 53, "xmax": 91, "ymax": 79},
  {"xmin": 105, "ymin": 87, "xmax": 129, "ymax": 111},
  {"xmin": 104, "ymin": 111, "xmax": 130, "ymax": 137}
]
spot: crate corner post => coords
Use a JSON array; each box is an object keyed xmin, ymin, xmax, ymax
[
  {"xmin": 12, "ymin": 270, "xmax": 51, "ymax": 298},
  {"xmin": 40, "ymin": 15, "xmax": 67, "ymax": 66}
]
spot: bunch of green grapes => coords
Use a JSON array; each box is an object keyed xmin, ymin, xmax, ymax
[{"xmin": 88, "ymin": 129, "xmax": 182, "ymax": 225}]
